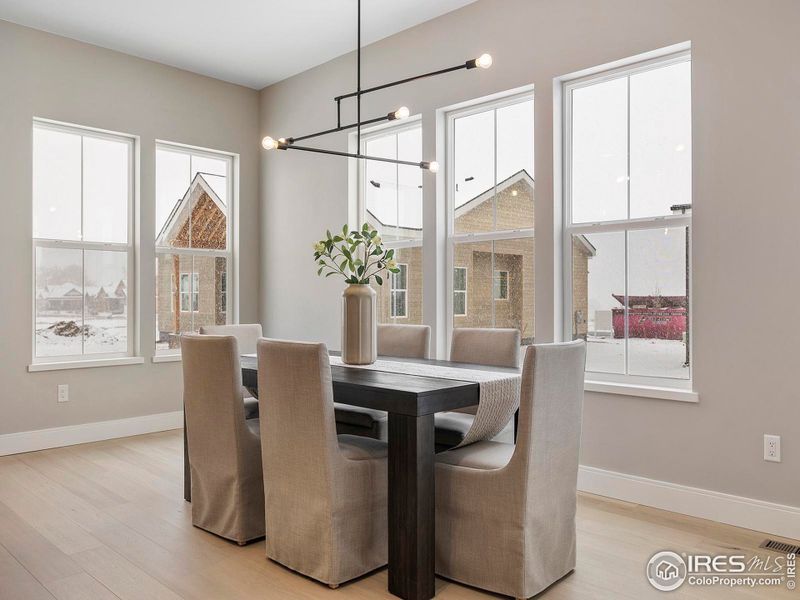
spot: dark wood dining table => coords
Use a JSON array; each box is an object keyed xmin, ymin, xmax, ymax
[{"xmin": 184, "ymin": 353, "xmax": 519, "ymax": 600}]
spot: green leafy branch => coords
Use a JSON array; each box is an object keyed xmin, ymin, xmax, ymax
[{"xmin": 313, "ymin": 223, "xmax": 400, "ymax": 285}]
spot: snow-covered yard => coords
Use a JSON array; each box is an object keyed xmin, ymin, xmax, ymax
[
  {"xmin": 35, "ymin": 315, "xmax": 128, "ymax": 356},
  {"xmin": 585, "ymin": 335, "xmax": 689, "ymax": 379}
]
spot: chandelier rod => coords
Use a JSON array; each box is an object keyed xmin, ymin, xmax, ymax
[
  {"xmin": 285, "ymin": 113, "xmax": 402, "ymax": 145},
  {"xmin": 334, "ymin": 61, "xmax": 479, "ymax": 103},
  {"xmin": 275, "ymin": 142, "xmax": 434, "ymax": 171}
]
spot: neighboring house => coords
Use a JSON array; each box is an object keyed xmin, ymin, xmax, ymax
[
  {"xmin": 611, "ymin": 294, "xmax": 687, "ymax": 340},
  {"xmin": 368, "ymin": 170, "xmax": 595, "ymax": 343},
  {"xmin": 36, "ymin": 281, "xmax": 127, "ymax": 315},
  {"xmin": 155, "ymin": 174, "xmax": 228, "ymax": 348}
]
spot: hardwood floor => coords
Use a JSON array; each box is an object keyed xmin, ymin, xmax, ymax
[{"xmin": 0, "ymin": 430, "xmax": 796, "ymax": 600}]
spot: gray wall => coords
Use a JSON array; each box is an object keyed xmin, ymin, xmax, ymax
[
  {"xmin": 260, "ymin": 0, "xmax": 800, "ymax": 506},
  {"xmin": 0, "ymin": 20, "xmax": 260, "ymax": 434}
]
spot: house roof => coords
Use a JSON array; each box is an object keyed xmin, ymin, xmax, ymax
[
  {"xmin": 365, "ymin": 168, "xmax": 595, "ymax": 257},
  {"xmin": 613, "ymin": 294, "xmax": 687, "ymax": 309},
  {"xmin": 453, "ymin": 169, "xmax": 533, "ymax": 218},
  {"xmin": 156, "ymin": 173, "xmax": 226, "ymax": 246}
]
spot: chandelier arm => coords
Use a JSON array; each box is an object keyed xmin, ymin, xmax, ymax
[
  {"xmin": 286, "ymin": 113, "xmax": 395, "ymax": 145},
  {"xmin": 278, "ymin": 143, "xmax": 429, "ymax": 170}
]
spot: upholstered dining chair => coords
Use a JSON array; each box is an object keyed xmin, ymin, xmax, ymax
[
  {"xmin": 434, "ymin": 327, "xmax": 521, "ymax": 451},
  {"xmin": 334, "ymin": 323, "xmax": 431, "ymax": 440},
  {"xmin": 200, "ymin": 323, "xmax": 263, "ymax": 417},
  {"xmin": 181, "ymin": 334, "xmax": 265, "ymax": 545},
  {"xmin": 257, "ymin": 339, "xmax": 388, "ymax": 588},
  {"xmin": 434, "ymin": 340, "xmax": 586, "ymax": 600}
]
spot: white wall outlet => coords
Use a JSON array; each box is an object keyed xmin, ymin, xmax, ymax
[
  {"xmin": 57, "ymin": 384, "xmax": 69, "ymax": 403},
  {"xmin": 764, "ymin": 434, "xmax": 781, "ymax": 463}
]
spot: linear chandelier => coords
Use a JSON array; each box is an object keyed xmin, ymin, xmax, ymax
[{"xmin": 261, "ymin": 0, "xmax": 493, "ymax": 172}]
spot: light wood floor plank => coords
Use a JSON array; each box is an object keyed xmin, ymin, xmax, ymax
[{"xmin": 45, "ymin": 572, "xmax": 122, "ymax": 600}]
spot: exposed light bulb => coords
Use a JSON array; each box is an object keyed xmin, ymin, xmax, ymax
[
  {"xmin": 262, "ymin": 136, "xmax": 278, "ymax": 150},
  {"xmin": 394, "ymin": 106, "xmax": 410, "ymax": 120},
  {"xmin": 511, "ymin": 190, "xmax": 518, "ymax": 197},
  {"xmin": 428, "ymin": 161, "xmax": 440, "ymax": 173},
  {"xmin": 476, "ymin": 53, "xmax": 493, "ymax": 69}
]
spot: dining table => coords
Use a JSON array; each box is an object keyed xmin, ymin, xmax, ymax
[{"xmin": 184, "ymin": 352, "xmax": 520, "ymax": 600}]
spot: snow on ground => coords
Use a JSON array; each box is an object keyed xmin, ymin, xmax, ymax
[
  {"xmin": 585, "ymin": 335, "xmax": 689, "ymax": 379},
  {"xmin": 35, "ymin": 315, "xmax": 128, "ymax": 356}
]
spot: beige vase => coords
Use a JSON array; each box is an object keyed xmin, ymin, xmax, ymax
[{"xmin": 341, "ymin": 284, "xmax": 377, "ymax": 365}]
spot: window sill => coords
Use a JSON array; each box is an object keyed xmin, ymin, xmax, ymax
[
  {"xmin": 585, "ymin": 380, "xmax": 699, "ymax": 403},
  {"xmin": 28, "ymin": 357, "xmax": 145, "ymax": 373},
  {"xmin": 152, "ymin": 354, "xmax": 181, "ymax": 364}
]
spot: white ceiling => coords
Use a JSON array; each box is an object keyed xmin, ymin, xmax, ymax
[{"xmin": 0, "ymin": 0, "xmax": 478, "ymax": 89}]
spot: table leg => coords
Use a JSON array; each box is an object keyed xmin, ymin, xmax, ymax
[
  {"xmin": 183, "ymin": 410, "xmax": 191, "ymax": 502},
  {"xmin": 388, "ymin": 413, "xmax": 435, "ymax": 600}
]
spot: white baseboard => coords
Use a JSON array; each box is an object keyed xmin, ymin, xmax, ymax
[
  {"xmin": 579, "ymin": 465, "xmax": 800, "ymax": 541},
  {"xmin": 0, "ymin": 411, "xmax": 183, "ymax": 457}
]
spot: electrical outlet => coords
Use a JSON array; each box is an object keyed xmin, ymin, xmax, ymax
[
  {"xmin": 57, "ymin": 384, "xmax": 69, "ymax": 403},
  {"xmin": 764, "ymin": 435, "xmax": 781, "ymax": 463}
]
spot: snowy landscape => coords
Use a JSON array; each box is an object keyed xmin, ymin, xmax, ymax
[
  {"xmin": 35, "ymin": 315, "xmax": 128, "ymax": 356},
  {"xmin": 584, "ymin": 335, "xmax": 689, "ymax": 380}
]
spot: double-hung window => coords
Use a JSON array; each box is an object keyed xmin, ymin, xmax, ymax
[
  {"xmin": 390, "ymin": 264, "xmax": 408, "ymax": 318},
  {"xmin": 32, "ymin": 120, "xmax": 135, "ymax": 363},
  {"xmin": 563, "ymin": 51, "xmax": 692, "ymax": 388},
  {"xmin": 155, "ymin": 143, "xmax": 234, "ymax": 354},
  {"xmin": 447, "ymin": 93, "xmax": 534, "ymax": 344},
  {"xmin": 358, "ymin": 121, "xmax": 423, "ymax": 324}
]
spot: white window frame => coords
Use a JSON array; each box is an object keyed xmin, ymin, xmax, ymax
[
  {"xmin": 453, "ymin": 266, "xmax": 468, "ymax": 316},
  {"xmin": 561, "ymin": 49, "xmax": 693, "ymax": 391},
  {"xmin": 154, "ymin": 141, "xmax": 236, "ymax": 356},
  {"xmin": 445, "ymin": 91, "xmax": 535, "ymax": 348},
  {"xmin": 493, "ymin": 269, "xmax": 509, "ymax": 300},
  {"xmin": 31, "ymin": 119, "xmax": 137, "ymax": 365},
  {"xmin": 390, "ymin": 263, "xmax": 409, "ymax": 319}
]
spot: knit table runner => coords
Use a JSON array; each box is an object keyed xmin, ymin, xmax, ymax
[{"xmin": 329, "ymin": 356, "xmax": 521, "ymax": 448}]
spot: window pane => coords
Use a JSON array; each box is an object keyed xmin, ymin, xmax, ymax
[
  {"xmin": 84, "ymin": 250, "xmax": 127, "ymax": 354},
  {"xmin": 373, "ymin": 248, "xmax": 421, "ymax": 324},
  {"xmin": 397, "ymin": 128, "xmax": 423, "ymax": 240},
  {"xmin": 454, "ymin": 267, "xmax": 467, "ymax": 291},
  {"xmin": 33, "ymin": 127, "xmax": 82, "ymax": 241},
  {"xmin": 191, "ymin": 155, "xmax": 228, "ymax": 205},
  {"xmin": 627, "ymin": 227, "xmax": 689, "ymax": 379},
  {"xmin": 83, "ymin": 136, "xmax": 129, "ymax": 243},
  {"xmin": 364, "ymin": 135, "xmax": 398, "ymax": 239},
  {"xmin": 156, "ymin": 148, "xmax": 190, "ymax": 247},
  {"xmin": 573, "ymin": 231, "xmax": 626, "ymax": 375},
  {"xmin": 454, "ymin": 110, "xmax": 494, "ymax": 234},
  {"xmin": 35, "ymin": 247, "xmax": 83, "ymax": 357},
  {"xmin": 493, "ymin": 238, "xmax": 533, "ymax": 343},
  {"xmin": 630, "ymin": 61, "xmax": 692, "ymax": 219},
  {"xmin": 571, "ymin": 77, "xmax": 628, "ymax": 223},
  {"xmin": 156, "ymin": 148, "xmax": 229, "ymax": 251},
  {"xmin": 496, "ymin": 100, "xmax": 535, "ymax": 231}
]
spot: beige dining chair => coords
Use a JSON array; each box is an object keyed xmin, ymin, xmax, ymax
[
  {"xmin": 435, "ymin": 340, "xmax": 586, "ymax": 599},
  {"xmin": 257, "ymin": 339, "xmax": 388, "ymax": 587},
  {"xmin": 181, "ymin": 334, "xmax": 265, "ymax": 545},
  {"xmin": 434, "ymin": 327, "xmax": 521, "ymax": 450},
  {"xmin": 335, "ymin": 324, "xmax": 431, "ymax": 440},
  {"xmin": 200, "ymin": 323, "xmax": 263, "ymax": 416}
]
